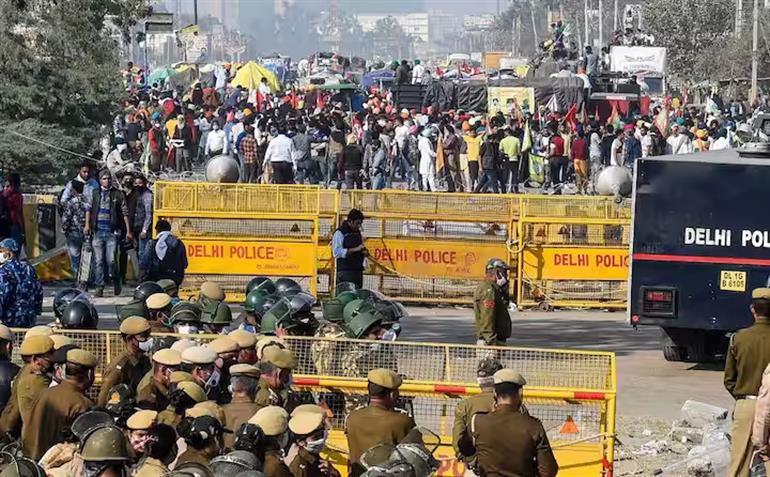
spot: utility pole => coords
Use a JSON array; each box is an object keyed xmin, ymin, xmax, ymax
[
  {"xmin": 598, "ymin": 0, "xmax": 603, "ymax": 46},
  {"xmin": 751, "ymin": 0, "xmax": 759, "ymax": 103},
  {"xmin": 584, "ymin": 0, "xmax": 590, "ymax": 46},
  {"xmin": 737, "ymin": 0, "xmax": 743, "ymax": 36},
  {"xmin": 512, "ymin": 15, "xmax": 516, "ymax": 55},
  {"xmin": 194, "ymin": 0, "xmax": 198, "ymax": 24},
  {"xmin": 613, "ymin": 0, "xmax": 618, "ymax": 33}
]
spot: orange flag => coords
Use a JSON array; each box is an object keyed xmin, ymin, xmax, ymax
[{"xmin": 436, "ymin": 134, "xmax": 445, "ymax": 173}]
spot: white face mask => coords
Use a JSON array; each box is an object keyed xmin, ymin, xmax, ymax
[
  {"xmin": 496, "ymin": 270, "xmax": 509, "ymax": 287},
  {"xmin": 176, "ymin": 324, "xmax": 198, "ymax": 335},
  {"xmin": 0, "ymin": 252, "xmax": 10, "ymax": 264},
  {"xmin": 138, "ymin": 337, "xmax": 154, "ymax": 353},
  {"xmin": 304, "ymin": 430, "xmax": 329, "ymax": 454}
]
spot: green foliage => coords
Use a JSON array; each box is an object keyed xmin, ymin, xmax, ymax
[
  {"xmin": 0, "ymin": 0, "xmax": 150, "ymax": 185},
  {"xmin": 643, "ymin": 0, "xmax": 735, "ymax": 80}
]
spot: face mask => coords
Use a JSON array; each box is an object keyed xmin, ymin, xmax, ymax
[
  {"xmin": 0, "ymin": 253, "xmax": 10, "ymax": 264},
  {"xmin": 205, "ymin": 368, "xmax": 221, "ymax": 394},
  {"xmin": 138, "ymin": 337, "xmax": 155, "ymax": 353},
  {"xmin": 241, "ymin": 324, "xmax": 257, "ymax": 334},
  {"xmin": 176, "ymin": 324, "xmax": 198, "ymax": 335},
  {"xmin": 381, "ymin": 329, "xmax": 398, "ymax": 342},
  {"xmin": 496, "ymin": 270, "xmax": 509, "ymax": 287},
  {"xmin": 304, "ymin": 430, "xmax": 329, "ymax": 455}
]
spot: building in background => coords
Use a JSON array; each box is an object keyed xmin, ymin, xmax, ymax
[{"xmin": 356, "ymin": 11, "xmax": 461, "ymax": 58}]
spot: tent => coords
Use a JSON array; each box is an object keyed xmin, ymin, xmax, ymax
[
  {"xmin": 148, "ymin": 66, "xmax": 176, "ymax": 87},
  {"xmin": 231, "ymin": 61, "xmax": 280, "ymax": 92},
  {"xmin": 173, "ymin": 63, "xmax": 198, "ymax": 88}
]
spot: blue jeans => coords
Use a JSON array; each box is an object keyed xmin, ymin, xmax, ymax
[
  {"xmin": 66, "ymin": 232, "xmax": 84, "ymax": 277},
  {"xmin": 92, "ymin": 230, "xmax": 118, "ymax": 288}
]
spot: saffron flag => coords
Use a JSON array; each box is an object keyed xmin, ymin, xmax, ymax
[
  {"xmin": 654, "ymin": 107, "xmax": 669, "ymax": 136},
  {"xmin": 606, "ymin": 102, "xmax": 620, "ymax": 128},
  {"xmin": 564, "ymin": 104, "xmax": 578, "ymax": 131},
  {"xmin": 435, "ymin": 134, "xmax": 445, "ymax": 173}
]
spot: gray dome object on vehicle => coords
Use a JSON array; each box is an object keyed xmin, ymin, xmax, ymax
[
  {"xmin": 205, "ymin": 155, "xmax": 240, "ymax": 183},
  {"xmin": 595, "ymin": 166, "xmax": 632, "ymax": 198}
]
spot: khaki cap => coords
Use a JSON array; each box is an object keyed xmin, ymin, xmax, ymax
[
  {"xmin": 127, "ymin": 410, "xmax": 157, "ymax": 430},
  {"xmin": 24, "ymin": 325, "xmax": 53, "ymax": 338},
  {"xmin": 147, "ymin": 293, "xmax": 172, "ymax": 310},
  {"xmin": 153, "ymin": 348, "xmax": 182, "ymax": 366},
  {"xmin": 20, "ymin": 335, "xmax": 54, "ymax": 356},
  {"xmin": 753, "ymin": 288, "xmax": 770, "ymax": 299},
  {"xmin": 367, "ymin": 369, "xmax": 402, "ymax": 390},
  {"xmin": 289, "ymin": 412, "xmax": 325, "ymax": 436},
  {"xmin": 248, "ymin": 405, "xmax": 288, "ymax": 436},
  {"xmin": 0, "ymin": 325, "xmax": 12, "ymax": 342},
  {"xmin": 177, "ymin": 381, "xmax": 207, "ymax": 403},
  {"xmin": 181, "ymin": 346, "xmax": 217, "ymax": 365},
  {"xmin": 207, "ymin": 337, "xmax": 238, "ymax": 354},
  {"xmin": 67, "ymin": 348, "xmax": 98, "ymax": 368},
  {"xmin": 256, "ymin": 337, "xmax": 285, "ymax": 360},
  {"xmin": 229, "ymin": 364, "xmax": 261, "ymax": 378},
  {"xmin": 169, "ymin": 371, "xmax": 193, "ymax": 384},
  {"xmin": 290, "ymin": 404, "xmax": 327, "ymax": 417},
  {"xmin": 49, "ymin": 334, "xmax": 72, "ymax": 350},
  {"xmin": 119, "ymin": 317, "xmax": 151, "ymax": 335},
  {"xmin": 262, "ymin": 347, "xmax": 296, "ymax": 370},
  {"xmin": 200, "ymin": 282, "xmax": 225, "ymax": 301},
  {"xmin": 187, "ymin": 401, "xmax": 226, "ymax": 424},
  {"xmin": 228, "ymin": 329, "xmax": 258, "ymax": 349},
  {"xmin": 493, "ymin": 368, "xmax": 527, "ymax": 386},
  {"xmin": 170, "ymin": 339, "xmax": 196, "ymax": 353}
]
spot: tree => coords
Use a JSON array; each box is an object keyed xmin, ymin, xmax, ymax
[
  {"xmin": 643, "ymin": 0, "xmax": 734, "ymax": 80},
  {"xmin": 371, "ymin": 16, "xmax": 412, "ymax": 60},
  {"xmin": 0, "ymin": 0, "xmax": 150, "ymax": 184}
]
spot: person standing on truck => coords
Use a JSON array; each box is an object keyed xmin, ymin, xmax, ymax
[
  {"xmin": 473, "ymin": 258, "xmax": 512, "ymax": 346},
  {"xmin": 724, "ymin": 287, "xmax": 770, "ymax": 477}
]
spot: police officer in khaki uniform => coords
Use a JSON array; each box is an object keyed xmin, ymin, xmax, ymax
[
  {"xmin": 725, "ymin": 287, "xmax": 770, "ymax": 477},
  {"xmin": 228, "ymin": 329, "xmax": 258, "ymax": 364},
  {"xmin": 0, "ymin": 325, "xmax": 19, "ymax": 413},
  {"xmin": 222, "ymin": 364, "xmax": 261, "ymax": 449},
  {"xmin": 22, "ymin": 348, "xmax": 97, "ymax": 460},
  {"xmin": 181, "ymin": 345, "xmax": 218, "ymax": 397},
  {"xmin": 134, "ymin": 423, "xmax": 177, "ymax": 477},
  {"xmin": 249, "ymin": 405, "xmax": 293, "ymax": 477},
  {"xmin": 346, "ymin": 369, "xmax": 417, "ymax": 477},
  {"xmin": 470, "ymin": 369, "xmax": 557, "ymax": 477},
  {"xmin": 98, "ymin": 316, "xmax": 153, "ymax": 406},
  {"xmin": 207, "ymin": 336, "xmax": 240, "ymax": 402},
  {"xmin": 176, "ymin": 414, "xmax": 228, "ymax": 466},
  {"xmin": 256, "ymin": 346, "xmax": 296, "ymax": 411},
  {"xmin": 147, "ymin": 293, "xmax": 173, "ymax": 333},
  {"xmin": 157, "ymin": 380, "xmax": 208, "ymax": 426},
  {"xmin": 473, "ymin": 258, "xmax": 512, "ymax": 346},
  {"xmin": 126, "ymin": 409, "xmax": 157, "ymax": 457},
  {"xmin": 137, "ymin": 348, "xmax": 182, "ymax": 411},
  {"xmin": 14, "ymin": 336, "xmax": 55, "ymax": 432},
  {"xmin": 453, "ymin": 357, "xmax": 503, "ymax": 473},
  {"xmin": 287, "ymin": 409, "xmax": 340, "ymax": 477}
]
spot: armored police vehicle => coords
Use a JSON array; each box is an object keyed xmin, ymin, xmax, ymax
[{"xmin": 629, "ymin": 116, "xmax": 770, "ymax": 361}]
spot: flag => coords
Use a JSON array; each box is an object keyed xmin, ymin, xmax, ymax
[
  {"xmin": 606, "ymin": 101, "xmax": 620, "ymax": 128},
  {"xmin": 522, "ymin": 120, "xmax": 532, "ymax": 152},
  {"xmin": 594, "ymin": 105, "xmax": 599, "ymax": 121},
  {"xmin": 577, "ymin": 102, "xmax": 588, "ymax": 125},
  {"xmin": 435, "ymin": 134, "xmax": 445, "ymax": 173},
  {"xmin": 256, "ymin": 91, "xmax": 263, "ymax": 112},
  {"xmin": 706, "ymin": 95, "xmax": 720, "ymax": 116},
  {"xmin": 290, "ymin": 89, "xmax": 299, "ymax": 109},
  {"xmin": 563, "ymin": 104, "xmax": 578, "ymax": 132},
  {"xmin": 316, "ymin": 91, "xmax": 326, "ymax": 110},
  {"xmin": 654, "ymin": 107, "xmax": 669, "ymax": 136}
]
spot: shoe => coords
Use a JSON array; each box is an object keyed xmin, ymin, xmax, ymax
[
  {"xmin": 114, "ymin": 281, "xmax": 122, "ymax": 297},
  {"xmin": 94, "ymin": 288, "xmax": 104, "ymax": 297}
]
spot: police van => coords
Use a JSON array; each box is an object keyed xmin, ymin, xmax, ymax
[{"xmin": 629, "ymin": 137, "xmax": 770, "ymax": 362}]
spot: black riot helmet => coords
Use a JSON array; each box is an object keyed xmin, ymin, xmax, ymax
[
  {"xmin": 134, "ymin": 281, "xmax": 164, "ymax": 302},
  {"xmin": 60, "ymin": 300, "xmax": 98, "ymax": 329},
  {"xmin": 246, "ymin": 277, "xmax": 276, "ymax": 296},
  {"xmin": 53, "ymin": 288, "xmax": 86, "ymax": 319},
  {"xmin": 274, "ymin": 278, "xmax": 302, "ymax": 298},
  {"xmin": 288, "ymin": 291, "xmax": 316, "ymax": 315}
]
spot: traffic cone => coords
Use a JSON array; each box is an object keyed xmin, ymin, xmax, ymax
[{"xmin": 560, "ymin": 415, "xmax": 579, "ymax": 434}]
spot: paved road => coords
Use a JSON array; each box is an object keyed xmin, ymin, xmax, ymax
[{"xmin": 40, "ymin": 288, "xmax": 733, "ymax": 422}]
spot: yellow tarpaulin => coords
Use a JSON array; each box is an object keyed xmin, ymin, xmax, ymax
[{"xmin": 231, "ymin": 61, "xmax": 280, "ymax": 92}]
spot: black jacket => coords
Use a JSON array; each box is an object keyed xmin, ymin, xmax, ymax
[
  {"xmin": 141, "ymin": 233, "xmax": 188, "ymax": 285},
  {"xmin": 342, "ymin": 145, "xmax": 364, "ymax": 172},
  {"xmin": 0, "ymin": 360, "xmax": 19, "ymax": 411},
  {"xmin": 89, "ymin": 187, "xmax": 128, "ymax": 234}
]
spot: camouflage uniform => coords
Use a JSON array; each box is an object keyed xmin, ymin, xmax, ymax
[{"xmin": 0, "ymin": 258, "xmax": 43, "ymax": 327}]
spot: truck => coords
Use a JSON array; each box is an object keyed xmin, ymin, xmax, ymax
[{"xmin": 628, "ymin": 137, "xmax": 770, "ymax": 362}]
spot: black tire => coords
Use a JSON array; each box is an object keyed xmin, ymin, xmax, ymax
[{"xmin": 661, "ymin": 328, "xmax": 687, "ymax": 362}]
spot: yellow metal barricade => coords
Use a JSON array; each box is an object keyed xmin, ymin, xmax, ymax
[
  {"xmin": 334, "ymin": 190, "xmax": 518, "ymax": 303},
  {"xmin": 153, "ymin": 182, "xmax": 321, "ymax": 299},
  {"xmin": 11, "ymin": 329, "xmax": 616, "ymax": 477},
  {"xmin": 517, "ymin": 196, "xmax": 632, "ymax": 309}
]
